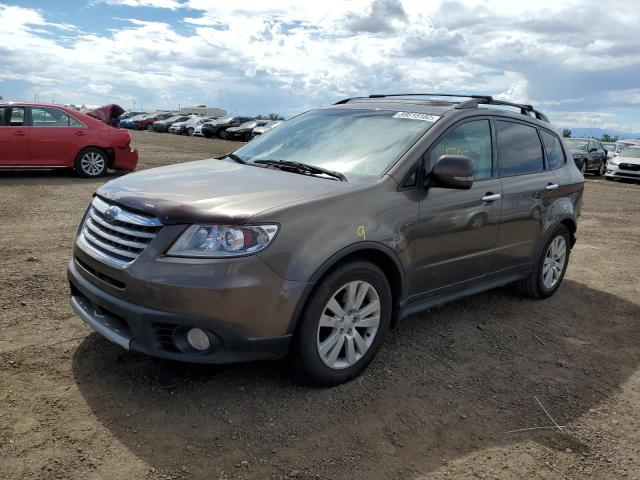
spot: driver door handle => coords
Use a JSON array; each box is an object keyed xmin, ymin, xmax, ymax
[
  {"xmin": 481, "ymin": 193, "xmax": 501, "ymax": 202},
  {"xmin": 545, "ymin": 183, "xmax": 559, "ymax": 191}
]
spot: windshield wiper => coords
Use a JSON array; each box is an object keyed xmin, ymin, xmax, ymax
[
  {"xmin": 221, "ymin": 153, "xmax": 246, "ymax": 164},
  {"xmin": 253, "ymin": 159, "xmax": 347, "ymax": 182}
]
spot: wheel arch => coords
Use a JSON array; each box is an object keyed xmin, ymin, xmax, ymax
[
  {"xmin": 287, "ymin": 242, "xmax": 406, "ymax": 335},
  {"xmin": 76, "ymin": 145, "xmax": 113, "ymax": 167}
]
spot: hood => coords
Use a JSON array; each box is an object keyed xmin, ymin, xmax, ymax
[
  {"xmin": 96, "ymin": 159, "xmax": 355, "ymax": 225},
  {"xmin": 86, "ymin": 104, "xmax": 125, "ymax": 124}
]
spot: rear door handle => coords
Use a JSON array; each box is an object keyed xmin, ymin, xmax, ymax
[
  {"xmin": 481, "ymin": 193, "xmax": 501, "ymax": 202},
  {"xmin": 74, "ymin": 131, "xmax": 87, "ymax": 136},
  {"xmin": 545, "ymin": 183, "xmax": 559, "ymax": 191},
  {"xmin": 13, "ymin": 131, "xmax": 27, "ymax": 136}
]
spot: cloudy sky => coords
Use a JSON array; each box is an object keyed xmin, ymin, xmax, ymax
[{"xmin": 0, "ymin": 0, "xmax": 639, "ymax": 131}]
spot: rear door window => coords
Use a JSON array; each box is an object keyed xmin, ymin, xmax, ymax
[
  {"xmin": 31, "ymin": 107, "xmax": 83, "ymax": 127},
  {"xmin": 426, "ymin": 119, "xmax": 493, "ymax": 180},
  {"xmin": 5, "ymin": 107, "xmax": 26, "ymax": 126},
  {"xmin": 496, "ymin": 120, "xmax": 544, "ymax": 176},
  {"xmin": 540, "ymin": 130, "xmax": 566, "ymax": 170}
]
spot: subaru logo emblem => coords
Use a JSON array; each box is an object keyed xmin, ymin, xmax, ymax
[{"xmin": 104, "ymin": 206, "xmax": 120, "ymax": 222}]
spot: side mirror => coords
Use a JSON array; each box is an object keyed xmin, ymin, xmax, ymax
[
  {"xmin": 589, "ymin": 147, "xmax": 597, "ymax": 153},
  {"xmin": 430, "ymin": 155, "xmax": 474, "ymax": 189}
]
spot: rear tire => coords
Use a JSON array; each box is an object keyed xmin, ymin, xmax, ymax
[
  {"xmin": 516, "ymin": 225, "xmax": 571, "ymax": 299},
  {"xmin": 146, "ymin": 124, "xmax": 153, "ymax": 131},
  {"xmin": 219, "ymin": 130, "xmax": 227, "ymax": 139},
  {"xmin": 187, "ymin": 127, "xmax": 194, "ymax": 136},
  {"xmin": 580, "ymin": 161, "xmax": 587, "ymax": 175},
  {"xmin": 291, "ymin": 260, "xmax": 392, "ymax": 386},
  {"xmin": 75, "ymin": 148, "xmax": 108, "ymax": 178}
]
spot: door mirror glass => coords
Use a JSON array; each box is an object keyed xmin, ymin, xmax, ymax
[{"xmin": 431, "ymin": 155, "xmax": 475, "ymax": 189}]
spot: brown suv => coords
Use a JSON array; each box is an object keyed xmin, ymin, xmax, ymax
[{"xmin": 67, "ymin": 94, "xmax": 584, "ymax": 386}]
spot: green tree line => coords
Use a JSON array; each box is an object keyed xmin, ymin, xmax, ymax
[{"xmin": 562, "ymin": 129, "xmax": 619, "ymax": 142}]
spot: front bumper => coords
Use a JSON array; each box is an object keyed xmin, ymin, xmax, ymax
[
  {"xmin": 67, "ymin": 242, "xmax": 309, "ymax": 363},
  {"xmin": 605, "ymin": 165, "xmax": 640, "ymax": 181},
  {"xmin": 112, "ymin": 145, "xmax": 138, "ymax": 171}
]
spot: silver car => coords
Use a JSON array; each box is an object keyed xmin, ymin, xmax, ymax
[
  {"xmin": 252, "ymin": 120, "xmax": 284, "ymax": 138},
  {"xmin": 606, "ymin": 146, "xmax": 640, "ymax": 183}
]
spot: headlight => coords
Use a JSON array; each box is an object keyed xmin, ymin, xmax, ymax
[{"xmin": 167, "ymin": 224, "xmax": 279, "ymax": 257}]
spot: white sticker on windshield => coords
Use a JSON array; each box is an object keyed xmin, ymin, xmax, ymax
[{"xmin": 393, "ymin": 112, "xmax": 440, "ymax": 122}]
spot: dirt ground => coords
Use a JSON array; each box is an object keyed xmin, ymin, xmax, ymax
[{"xmin": 1, "ymin": 131, "xmax": 639, "ymax": 480}]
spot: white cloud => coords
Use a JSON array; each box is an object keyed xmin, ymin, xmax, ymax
[
  {"xmin": 95, "ymin": 0, "xmax": 186, "ymax": 9},
  {"xmin": 0, "ymin": 1, "xmax": 639, "ymax": 130}
]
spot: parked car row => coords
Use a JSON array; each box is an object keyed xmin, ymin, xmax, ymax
[
  {"xmin": 563, "ymin": 137, "xmax": 640, "ymax": 183},
  {"xmin": 132, "ymin": 112, "xmax": 285, "ymax": 141}
]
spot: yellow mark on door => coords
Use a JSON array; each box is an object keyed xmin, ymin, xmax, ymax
[{"xmin": 357, "ymin": 225, "xmax": 366, "ymax": 240}]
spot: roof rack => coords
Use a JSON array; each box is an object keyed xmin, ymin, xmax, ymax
[
  {"xmin": 456, "ymin": 97, "xmax": 549, "ymax": 122},
  {"xmin": 334, "ymin": 93, "xmax": 490, "ymax": 105},
  {"xmin": 334, "ymin": 93, "xmax": 549, "ymax": 123}
]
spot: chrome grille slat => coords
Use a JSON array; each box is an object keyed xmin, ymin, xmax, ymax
[
  {"xmin": 83, "ymin": 228, "xmax": 140, "ymax": 259},
  {"xmin": 85, "ymin": 218, "xmax": 149, "ymax": 249},
  {"xmin": 92, "ymin": 196, "xmax": 162, "ymax": 227},
  {"xmin": 77, "ymin": 197, "xmax": 162, "ymax": 268},
  {"xmin": 88, "ymin": 209, "xmax": 156, "ymax": 238}
]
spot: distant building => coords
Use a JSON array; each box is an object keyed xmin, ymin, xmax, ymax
[{"xmin": 180, "ymin": 106, "xmax": 227, "ymax": 117}]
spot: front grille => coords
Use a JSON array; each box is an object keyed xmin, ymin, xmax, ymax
[
  {"xmin": 619, "ymin": 163, "xmax": 640, "ymax": 171},
  {"xmin": 77, "ymin": 196, "xmax": 162, "ymax": 267}
]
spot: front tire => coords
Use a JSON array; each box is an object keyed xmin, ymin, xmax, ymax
[
  {"xmin": 580, "ymin": 160, "xmax": 587, "ymax": 175},
  {"xmin": 75, "ymin": 148, "xmax": 108, "ymax": 178},
  {"xmin": 146, "ymin": 124, "xmax": 154, "ymax": 131},
  {"xmin": 516, "ymin": 225, "xmax": 571, "ymax": 299},
  {"xmin": 291, "ymin": 260, "xmax": 392, "ymax": 386},
  {"xmin": 598, "ymin": 160, "xmax": 607, "ymax": 177}
]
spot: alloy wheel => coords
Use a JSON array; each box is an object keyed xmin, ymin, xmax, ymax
[
  {"xmin": 542, "ymin": 235, "xmax": 567, "ymax": 289},
  {"xmin": 316, "ymin": 280, "xmax": 381, "ymax": 369},
  {"xmin": 80, "ymin": 151, "xmax": 106, "ymax": 176}
]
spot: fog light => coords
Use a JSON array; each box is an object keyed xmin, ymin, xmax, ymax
[{"xmin": 186, "ymin": 328, "xmax": 210, "ymax": 351}]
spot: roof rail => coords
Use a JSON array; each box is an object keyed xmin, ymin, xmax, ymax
[
  {"xmin": 334, "ymin": 93, "xmax": 491, "ymax": 105},
  {"xmin": 456, "ymin": 97, "xmax": 549, "ymax": 122},
  {"xmin": 333, "ymin": 93, "xmax": 549, "ymax": 122}
]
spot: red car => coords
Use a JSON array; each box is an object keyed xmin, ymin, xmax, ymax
[
  {"xmin": 0, "ymin": 102, "xmax": 138, "ymax": 177},
  {"xmin": 133, "ymin": 112, "xmax": 174, "ymax": 131}
]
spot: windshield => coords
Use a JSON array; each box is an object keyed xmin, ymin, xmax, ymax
[
  {"xmin": 233, "ymin": 108, "xmax": 438, "ymax": 182},
  {"xmin": 620, "ymin": 147, "xmax": 640, "ymax": 158},
  {"xmin": 565, "ymin": 139, "xmax": 589, "ymax": 150}
]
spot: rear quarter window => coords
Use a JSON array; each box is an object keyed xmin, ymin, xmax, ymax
[
  {"xmin": 540, "ymin": 130, "xmax": 566, "ymax": 170},
  {"xmin": 496, "ymin": 120, "xmax": 544, "ymax": 176}
]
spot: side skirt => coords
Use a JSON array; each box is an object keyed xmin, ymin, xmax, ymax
[{"xmin": 398, "ymin": 271, "xmax": 528, "ymax": 319}]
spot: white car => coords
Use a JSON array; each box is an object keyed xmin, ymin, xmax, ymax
[
  {"xmin": 169, "ymin": 116, "xmax": 215, "ymax": 135},
  {"xmin": 606, "ymin": 146, "xmax": 640, "ymax": 183},
  {"xmin": 192, "ymin": 124, "xmax": 204, "ymax": 137},
  {"xmin": 602, "ymin": 142, "xmax": 627, "ymax": 159}
]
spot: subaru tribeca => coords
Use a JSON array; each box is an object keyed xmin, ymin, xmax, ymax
[{"xmin": 67, "ymin": 94, "xmax": 584, "ymax": 386}]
